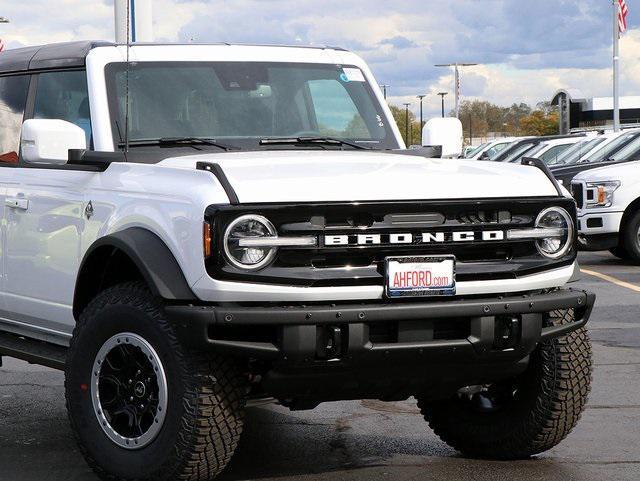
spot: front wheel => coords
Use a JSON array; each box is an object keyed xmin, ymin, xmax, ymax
[
  {"xmin": 65, "ymin": 282, "xmax": 247, "ymax": 481},
  {"xmin": 417, "ymin": 309, "xmax": 592, "ymax": 459},
  {"xmin": 621, "ymin": 210, "xmax": 640, "ymax": 263},
  {"xmin": 609, "ymin": 245, "xmax": 630, "ymax": 260}
]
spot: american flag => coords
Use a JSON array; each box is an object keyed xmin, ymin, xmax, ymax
[
  {"xmin": 618, "ymin": 0, "xmax": 629, "ymax": 36},
  {"xmin": 0, "ymin": 39, "xmax": 5, "ymax": 52}
]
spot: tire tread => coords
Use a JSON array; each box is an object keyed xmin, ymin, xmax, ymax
[
  {"xmin": 417, "ymin": 308, "xmax": 592, "ymax": 459},
  {"xmin": 65, "ymin": 281, "xmax": 246, "ymax": 481}
]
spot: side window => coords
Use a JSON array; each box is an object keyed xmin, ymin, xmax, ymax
[
  {"xmin": 307, "ymin": 79, "xmax": 370, "ymax": 138},
  {"xmin": 34, "ymin": 70, "xmax": 92, "ymax": 147},
  {"xmin": 0, "ymin": 75, "xmax": 30, "ymax": 163}
]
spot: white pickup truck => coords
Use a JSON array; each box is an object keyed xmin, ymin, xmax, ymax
[
  {"xmin": 573, "ymin": 159, "xmax": 640, "ymax": 260},
  {"xmin": 0, "ymin": 41, "xmax": 593, "ymax": 481}
]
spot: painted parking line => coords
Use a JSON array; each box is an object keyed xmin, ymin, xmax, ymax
[{"xmin": 581, "ymin": 268, "xmax": 640, "ymax": 293}]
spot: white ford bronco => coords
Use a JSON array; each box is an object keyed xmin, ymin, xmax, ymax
[{"xmin": 0, "ymin": 41, "xmax": 594, "ymax": 481}]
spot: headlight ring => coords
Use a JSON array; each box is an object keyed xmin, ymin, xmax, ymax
[
  {"xmin": 534, "ymin": 207, "xmax": 574, "ymax": 259},
  {"xmin": 223, "ymin": 214, "xmax": 278, "ymax": 270}
]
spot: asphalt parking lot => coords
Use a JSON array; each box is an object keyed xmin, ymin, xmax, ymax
[{"xmin": 1, "ymin": 251, "xmax": 639, "ymax": 481}]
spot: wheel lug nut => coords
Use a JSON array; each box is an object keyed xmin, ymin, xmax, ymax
[{"xmin": 130, "ymin": 396, "xmax": 134, "ymax": 402}]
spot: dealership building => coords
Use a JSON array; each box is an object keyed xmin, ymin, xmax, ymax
[{"xmin": 551, "ymin": 89, "xmax": 640, "ymax": 133}]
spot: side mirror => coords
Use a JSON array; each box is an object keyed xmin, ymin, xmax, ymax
[
  {"xmin": 479, "ymin": 151, "xmax": 489, "ymax": 160},
  {"xmin": 21, "ymin": 119, "xmax": 87, "ymax": 165},
  {"xmin": 421, "ymin": 118, "xmax": 463, "ymax": 158}
]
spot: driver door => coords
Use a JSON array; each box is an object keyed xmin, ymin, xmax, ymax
[
  {"xmin": 0, "ymin": 74, "xmax": 31, "ymax": 325},
  {"xmin": 3, "ymin": 70, "xmax": 93, "ymax": 337}
]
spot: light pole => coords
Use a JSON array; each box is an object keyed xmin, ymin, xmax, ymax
[
  {"xmin": 437, "ymin": 92, "xmax": 448, "ymax": 118},
  {"xmin": 114, "ymin": 0, "xmax": 153, "ymax": 43},
  {"xmin": 403, "ymin": 102, "xmax": 411, "ymax": 146},
  {"xmin": 0, "ymin": 16, "xmax": 9, "ymax": 52},
  {"xmin": 613, "ymin": 0, "xmax": 621, "ymax": 132},
  {"xmin": 417, "ymin": 94, "xmax": 427, "ymax": 129},
  {"xmin": 434, "ymin": 63, "xmax": 478, "ymax": 118},
  {"xmin": 379, "ymin": 84, "xmax": 390, "ymax": 100}
]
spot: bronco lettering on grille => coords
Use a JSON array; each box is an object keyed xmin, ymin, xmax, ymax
[{"xmin": 324, "ymin": 230, "xmax": 505, "ymax": 246}]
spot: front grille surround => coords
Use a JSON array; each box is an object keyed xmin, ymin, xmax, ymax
[
  {"xmin": 205, "ymin": 197, "xmax": 577, "ymax": 287},
  {"xmin": 571, "ymin": 182, "xmax": 585, "ymax": 209}
]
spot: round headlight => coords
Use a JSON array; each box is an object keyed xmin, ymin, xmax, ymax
[
  {"xmin": 535, "ymin": 207, "xmax": 574, "ymax": 259},
  {"xmin": 223, "ymin": 215, "xmax": 277, "ymax": 270}
]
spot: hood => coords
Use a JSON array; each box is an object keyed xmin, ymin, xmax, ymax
[
  {"xmin": 552, "ymin": 159, "xmax": 629, "ymax": 184},
  {"xmin": 551, "ymin": 160, "xmax": 620, "ymax": 174},
  {"xmin": 160, "ymin": 150, "xmax": 558, "ymax": 203},
  {"xmin": 574, "ymin": 159, "xmax": 640, "ymax": 182}
]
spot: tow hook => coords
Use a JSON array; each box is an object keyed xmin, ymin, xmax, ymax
[
  {"xmin": 493, "ymin": 315, "xmax": 521, "ymax": 350},
  {"xmin": 316, "ymin": 325, "xmax": 344, "ymax": 360}
]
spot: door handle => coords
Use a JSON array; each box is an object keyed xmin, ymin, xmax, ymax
[{"xmin": 5, "ymin": 197, "xmax": 29, "ymax": 211}]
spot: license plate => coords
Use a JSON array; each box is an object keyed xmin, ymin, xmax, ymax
[{"xmin": 385, "ymin": 256, "xmax": 456, "ymax": 298}]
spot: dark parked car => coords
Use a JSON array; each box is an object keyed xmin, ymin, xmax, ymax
[
  {"xmin": 490, "ymin": 134, "xmax": 585, "ymax": 163},
  {"xmin": 551, "ymin": 130, "xmax": 640, "ymax": 186}
]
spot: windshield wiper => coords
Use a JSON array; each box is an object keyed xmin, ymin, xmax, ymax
[
  {"xmin": 259, "ymin": 136, "xmax": 370, "ymax": 150},
  {"xmin": 119, "ymin": 137, "xmax": 237, "ymax": 151}
]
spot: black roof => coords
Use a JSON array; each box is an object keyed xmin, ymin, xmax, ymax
[
  {"xmin": 0, "ymin": 40, "xmax": 348, "ymax": 75},
  {"xmin": 0, "ymin": 41, "xmax": 115, "ymax": 74}
]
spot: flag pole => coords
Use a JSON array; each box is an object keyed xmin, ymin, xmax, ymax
[{"xmin": 613, "ymin": 0, "xmax": 621, "ymax": 132}]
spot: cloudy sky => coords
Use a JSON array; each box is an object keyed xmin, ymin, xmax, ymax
[{"xmin": 2, "ymin": 0, "xmax": 639, "ymax": 119}]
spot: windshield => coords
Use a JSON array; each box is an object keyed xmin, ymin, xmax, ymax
[
  {"xmin": 550, "ymin": 137, "xmax": 604, "ymax": 165},
  {"xmin": 520, "ymin": 143, "xmax": 547, "ymax": 160},
  {"xmin": 500, "ymin": 142, "xmax": 536, "ymax": 162},
  {"xmin": 465, "ymin": 142, "xmax": 488, "ymax": 158},
  {"xmin": 106, "ymin": 62, "xmax": 399, "ymax": 150},
  {"xmin": 485, "ymin": 141, "xmax": 512, "ymax": 159},
  {"xmin": 603, "ymin": 134, "xmax": 640, "ymax": 162},
  {"xmin": 584, "ymin": 133, "xmax": 640, "ymax": 163}
]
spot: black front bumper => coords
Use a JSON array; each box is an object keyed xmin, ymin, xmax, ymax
[
  {"xmin": 165, "ymin": 288, "xmax": 595, "ymax": 365},
  {"xmin": 578, "ymin": 233, "xmax": 619, "ymax": 251}
]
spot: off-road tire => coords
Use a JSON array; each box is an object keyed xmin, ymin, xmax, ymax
[
  {"xmin": 417, "ymin": 308, "xmax": 592, "ymax": 459},
  {"xmin": 65, "ymin": 282, "xmax": 247, "ymax": 481},
  {"xmin": 621, "ymin": 210, "xmax": 640, "ymax": 263}
]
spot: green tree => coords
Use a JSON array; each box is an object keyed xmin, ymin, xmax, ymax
[
  {"xmin": 519, "ymin": 110, "xmax": 559, "ymax": 136},
  {"xmin": 389, "ymin": 105, "xmax": 422, "ymax": 146},
  {"xmin": 344, "ymin": 114, "xmax": 369, "ymax": 138},
  {"xmin": 454, "ymin": 99, "xmax": 563, "ymax": 142},
  {"xmin": 390, "ymin": 98, "xmax": 559, "ymax": 147},
  {"xmin": 535, "ymin": 101, "xmax": 558, "ymax": 116}
]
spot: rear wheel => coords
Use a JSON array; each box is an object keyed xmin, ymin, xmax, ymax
[
  {"xmin": 417, "ymin": 309, "xmax": 592, "ymax": 459},
  {"xmin": 65, "ymin": 282, "xmax": 247, "ymax": 481}
]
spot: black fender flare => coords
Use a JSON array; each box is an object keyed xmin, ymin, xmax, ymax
[{"xmin": 73, "ymin": 228, "xmax": 197, "ymax": 318}]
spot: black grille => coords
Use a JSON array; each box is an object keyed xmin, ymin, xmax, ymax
[
  {"xmin": 571, "ymin": 183, "xmax": 584, "ymax": 209},
  {"xmin": 367, "ymin": 319, "xmax": 471, "ymax": 343},
  {"xmin": 457, "ymin": 210, "xmax": 513, "ymax": 224},
  {"xmin": 206, "ymin": 197, "xmax": 577, "ymax": 287},
  {"xmin": 369, "ymin": 322, "xmax": 398, "ymax": 343}
]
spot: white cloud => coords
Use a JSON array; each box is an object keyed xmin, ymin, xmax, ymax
[{"xmin": 2, "ymin": 0, "xmax": 639, "ymax": 120}]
